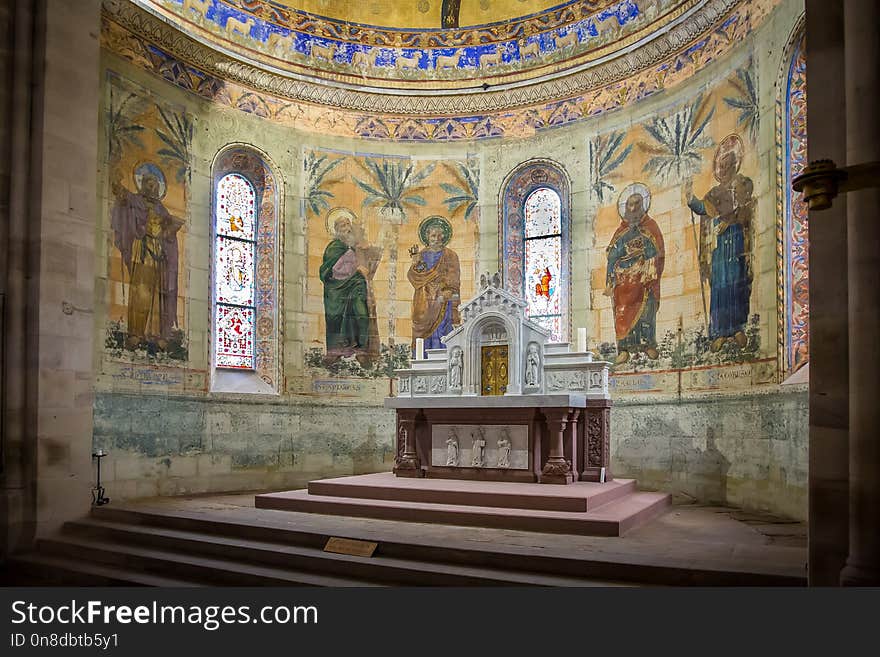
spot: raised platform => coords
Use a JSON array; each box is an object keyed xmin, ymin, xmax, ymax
[{"xmin": 255, "ymin": 472, "xmax": 671, "ymax": 537}]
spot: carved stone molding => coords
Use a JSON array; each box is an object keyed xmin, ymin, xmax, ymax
[{"xmin": 103, "ymin": 0, "xmax": 755, "ymax": 117}]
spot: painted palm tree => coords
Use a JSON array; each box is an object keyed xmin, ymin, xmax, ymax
[
  {"xmin": 304, "ymin": 151, "xmax": 343, "ymax": 217},
  {"xmin": 107, "ymin": 88, "xmax": 146, "ymax": 163},
  {"xmin": 589, "ymin": 130, "xmax": 633, "ymax": 203},
  {"xmin": 354, "ymin": 157, "xmax": 436, "ymax": 341},
  {"xmin": 440, "ymin": 160, "xmax": 479, "ymax": 222},
  {"xmin": 724, "ymin": 67, "xmax": 759, "ymax": 143},
  {"xmin": 639, "ymin": 93, "xmax": 715, "ymax": 184},
  {"xmin": 155, "ymin": 106, "xmax": 193, "ymax": 184}
]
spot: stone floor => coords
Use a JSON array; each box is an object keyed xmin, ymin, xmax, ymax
[{"xmin": 122, "ymin": 490, "xmax": 808, "ymax": 581}]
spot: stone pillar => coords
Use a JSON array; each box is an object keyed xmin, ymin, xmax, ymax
[
  {"xmin": 393, "ymin": 410, "xmax": 422, "ymax": 477},
  {"xmin": 840, "ymin": 0, "xmax": 880, "ymax": 586},
  {"xmin": 540, "ymin": 409, "xmax": 573, "ymax": 484},
  {"xmin": 804, "ymin": 0, "xmax": 850, "ymax": 587}
]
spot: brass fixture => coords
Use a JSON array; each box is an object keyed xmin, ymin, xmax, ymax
[{"xmin": 792, "ymin": 159, "xmax": 880, "ymax": 210}]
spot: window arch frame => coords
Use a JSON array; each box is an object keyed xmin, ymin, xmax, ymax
[
  {"xmin": 775, "ymin": 17, "xmax": 808, "ymax": 379},
  {"xmin": 499, "ymin": 160, "xmax": 571, "ymax": 343},
  {"xmin": 210, "ymin": 145, "xmax": 282, "ymax": 393}
]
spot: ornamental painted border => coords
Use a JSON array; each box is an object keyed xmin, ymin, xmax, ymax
[
  {"xmin": 102, "ymin": 0, "xmax": 780, "ymax": 141},
  {"xmin": 143, "ymin": 0, "xmax": 666, "ymax": 89},
  {"xmin": 107, "ymin": 0, "xmax": 777, "ymax": 113},
  {"xmin": 774, "ymin": 15, "xmax": 807, "ymax": 379}
]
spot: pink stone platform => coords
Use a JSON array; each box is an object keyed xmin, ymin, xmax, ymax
[{"xmin": 255, "ymin": 473, "xmax": 671, "ymax": 537}]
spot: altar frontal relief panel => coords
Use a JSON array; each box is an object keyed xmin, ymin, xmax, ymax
[{"xmin": 432, "ymin": 425, "xmax": 529, "ymax": 470}]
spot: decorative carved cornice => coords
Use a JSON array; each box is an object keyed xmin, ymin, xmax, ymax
[{"xmin": 104, "ymin": 0, "xmax": 748, "ymax": 116}]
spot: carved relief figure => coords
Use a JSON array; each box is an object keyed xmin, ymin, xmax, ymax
[
  {"xmin": 111, "ymin": 162, "xmax": 184, "ymax": 350},
  {"xmin": 319, "ymin": 208, "xmax": 381, "ymax": 364},
  {"xmin": 408, "ymin": 216, "xmax": 461, "ymax": 357},
  {"xmin": 496, "ymin": 430, "xmax": 512, "ymax": 469},
  {"xmin": 605, "ymin": 183, "xmax": 665, "ymax": 365},
  {"xmin": 685, "ymin": 135, "xmax": 755, "ymax": 352},
  {"xmin": 525, "ymin": 343, "xmax": 540, "ymax": 387},
  {"xmin": 471, "ymin": 428, "xmax": 486, "ymax": 467},
  {"xmin": 446, "ymin": 428, "xmax": 460, "ymax": 466},
  {"xmin": 449, "ymin": 347, "xmax": 463, "ymax": 388}
]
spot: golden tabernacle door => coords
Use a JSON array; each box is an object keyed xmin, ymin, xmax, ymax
[{"xmin": 480, "ymin": 345, "xmax": 509, "ymax": 396}]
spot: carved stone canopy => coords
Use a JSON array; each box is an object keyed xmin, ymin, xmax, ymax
[{"xmin": 394, "ymin": 280, "xmax": 611, "ymax": 400}]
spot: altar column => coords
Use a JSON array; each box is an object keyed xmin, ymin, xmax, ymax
[
  {"xmin": 393, "ymin": 410, "xmax": 422, "ymax": 478},
  {"xmin": 840, "ymin": 0, "xmax": 880, "ymax": 586},
  {"xmin": 540, "ymin": 409, "xmax": 573, "ymax": 484}
]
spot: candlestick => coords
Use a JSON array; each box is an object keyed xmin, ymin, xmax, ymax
[
  {"xmin": 415, "ymin": 338, "xmax": 424, "ymax": 360},
  {"xmin": 577, "ymin": 327, "xmax": 587, "ymax": 353}
]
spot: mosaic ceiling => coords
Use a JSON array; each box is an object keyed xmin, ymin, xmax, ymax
[{"xmin": 134, "ymin": 0, "xmax": 692, "ymax": 92}]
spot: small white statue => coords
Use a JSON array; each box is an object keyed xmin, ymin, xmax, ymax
[
  {"xmin": 492, "ymin": 271, "xmax": 502, "ymax": 288},
  {"xmin": 496, "ymin": 430, "xmax": 512, "ymax": 469},
  {"xmin": 480, "ymin": 272, "xmax": 488, "ymax": 290},
  {"xmin": 445, "ymin": 428, "xmax": 459, "ymax": 466},
  {"xmin": 525, "ymin": 343, "xmax": 540, "ymax": 387},
  {"xmin": 471, "ymin": 429, "xmax": 486, "ymax": 467},
  {"xmin": 449, "ymin": 348, "xmax": 462, "ymax": 388}
]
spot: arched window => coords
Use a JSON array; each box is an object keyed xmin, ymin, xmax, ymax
[
  {"xmin": 212, "ymin": 146, "xmax": 281, "ymax": 392},
  {"xmin": 524, "ymin": 188, "xmax": 563, "ymax": 340},
  {"xmin": 215, "ymin": 173, "xmax": 257, "ymax": 369},
  {"xmin": 500, "ymin": 161, "xmax": 570, "ymax": 342},
  {"xmin": 777, "ymin": 23, "xmax": 808, "ymax": 377}
]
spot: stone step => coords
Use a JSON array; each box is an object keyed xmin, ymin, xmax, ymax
[
  {"xmin": 307, "ymin": 472, "xmax": 636, "ymax": 512},
  {"xmin": 256, "ymin": 489, "xmax": 671, "ymax": 537},
  {"xmin": 62, "ymin": 519, "xmax": 628, "ymax": 587},
  {"xmin": 36, "ymin": 535, "xmax": 378, "ymax": 587},
  {"xmin": 6, "ymin": 553, "xmax": 205, "ymax": 587},
  {"xmin": 86, "ymin": 505, "xmax": 804, "ymax": 586}
]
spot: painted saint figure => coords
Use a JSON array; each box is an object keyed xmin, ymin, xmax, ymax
[
  {"xmin": 319, "ymin": 208, "xmax": 381, "ymax": 364},
  {"xmin": 111, "ymin": 162, "xmax": 184, "ymax": 350},
  {"xmin": 685, "ymin": 135, "xmax": 755, "ymax": 352},
  {"xmin": 605, "ymin": 183, "xmax": 665, "ymax": 365},
  {"xmin": 408, "ymin": 216, "xmax": 461, "ymax": 358}
]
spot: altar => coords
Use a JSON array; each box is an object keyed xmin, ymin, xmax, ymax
[{"xmin": 389, "ymin": 276, "xmax": 612, "ymax": 485}]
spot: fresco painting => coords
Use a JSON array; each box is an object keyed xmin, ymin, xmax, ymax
[
  {"xmin": 103, "ymin": 73, "xmax": 192, "ymax": 364},
  {"xmin": 592, "ymin": 63, "xmax": 764, "ymax": 376},
  {"xmin": 303, "ymin": 149, "xmax": 478, "ymax": 381},
  {"xmin": 605, "ymin": 183, "xmax": 665, "ymax": 365}
]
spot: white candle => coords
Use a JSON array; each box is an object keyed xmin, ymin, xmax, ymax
[
  {"xmin": 415, "ymin": 338, "xmax": 424, "ymax": 360},
  {"xmin": 577, "ymin": 327, "xmax": 587, "ymax": 353}
]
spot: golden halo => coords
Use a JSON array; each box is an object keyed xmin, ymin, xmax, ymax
[
  {"xmin": 713, "ymin": 134, "xmax": 744, "ymax": 182},
  {"xmin": 325, "ymin": 206, "xmax": 357, "ymax": 235},
  {"xmin": 132, "ymin": 161, "xmax": 167, "ymax": 200},
  {"xmin": 418, "ymin": 215, "xmax": 453, "ymax": 247}
]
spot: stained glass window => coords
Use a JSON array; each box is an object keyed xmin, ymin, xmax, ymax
[
  {"xmin": 524, "ymin": 187, "xmax": 563, "ymax": 341},
  {"xmin": 215, "ymin": 173, "xmax": 256, "ymax": 369}
]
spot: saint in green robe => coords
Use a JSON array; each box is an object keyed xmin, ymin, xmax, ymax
[{"xmin": 320, "ymin": 238, "xmax": 371, "ymax": 358}]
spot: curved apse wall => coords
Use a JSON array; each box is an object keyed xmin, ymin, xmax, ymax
[{"xmin": 94, "ymin": 0, "xmax": 807, "ymax": 519}]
